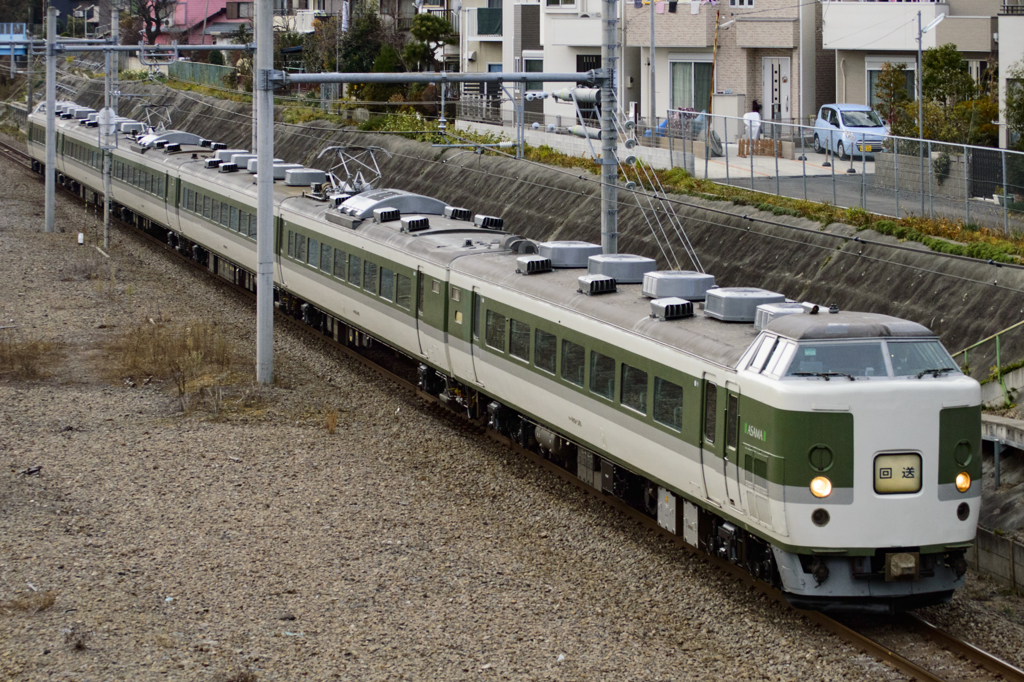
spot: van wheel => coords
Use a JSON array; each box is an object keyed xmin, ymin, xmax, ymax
[{"xmin": 813, "ymin": 135, "xmax": 824, "ymax": 154}]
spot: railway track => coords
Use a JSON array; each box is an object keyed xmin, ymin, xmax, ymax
[
  {"xmin": 0, "ymin": 138, "xmax": 33, "ymax": 170},
  {"xmin": 9, "ymin": 135, "xmax": 1024, "ymax": 682}
]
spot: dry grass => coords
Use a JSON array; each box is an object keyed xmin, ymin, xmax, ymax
[
  {"xmin": 0, "ymin": 330, "xmax": 60, "ymax": 380},
  {"xmin": 61, "ymin": 252, "xmax": 116, "ymax": 282},
  {"xmin": 0, "ymin": 590, "xmax": 57, "ymax": 616},
  {"xmin": 108, "ymin": 318, "xmax": 233, "ymax": 390},
  {"xmin": 325, "ymin": 408, "xmax": 339, "ymax": 434}
]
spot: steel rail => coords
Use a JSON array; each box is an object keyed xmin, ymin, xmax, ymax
[
  {"xmin": 901, "ymin": 613, "xmax": 1024, "ymax": 682},
  {"xmin": 10, "ymin": 136, "xmax": 1019, "ymax": 682},
  {"xmin": 0, "ymin": 140, "xmax": 32, "ymax": 169}
]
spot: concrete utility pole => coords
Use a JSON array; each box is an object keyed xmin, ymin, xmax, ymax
[
  {"xmin": 601, "ymin": 0, "xmax": 618, "ymax": 254},
  {"xmin": 649, "ymin": 0, "xmax": 655, "ymax": 134},
  {"xmin": 255, "ymin": 0, "xmax": 274, "ymax": 383},
  {"xmin": 251, "ymin": 0, "xmax": 258, "ymax": 153},
  {"xmin": 111, "ymin": 7, "xmax": 119, "ymax": 114},
  {"xmin": 44, "ymin": 5, "xmax": 55, "ymax": 233}
]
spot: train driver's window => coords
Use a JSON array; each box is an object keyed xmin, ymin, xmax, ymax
[
  {"xmin": 534, "ymin": 329, "xmax": 556, "ymax": 374},
  {"xmin": 561, "ymin": 340, "xmax": 585, "ymax": 387},
  {"xmin": 485, "ymin": 310, "xmax": 506, "ymax": 351},
  {"xmin": 750, "ymin": 335, "xmax": 778, "ymax": 372},
  {"xmin": 653, "ymin": 378, "xmax": 683, "ymax": 431},
  {"xmin": 620, "ymin": 364, "xmax": 648, "ymax": 414}
]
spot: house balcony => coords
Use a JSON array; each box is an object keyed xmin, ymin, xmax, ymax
[
  {"xmin": 624, "ymin": 3, "xmax": 715, "ymax": 48},
  {"xmin": 466, "ymin": 7, "xmax": 502, "ymax": 41},
  {"xmin": 822, "ymin": 2, "xmax": 949, "ymax": 51}
]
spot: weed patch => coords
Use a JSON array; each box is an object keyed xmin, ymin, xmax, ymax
[
  {"xmin": 0, "ymin": 330, "xmax": 60, "ymax": 380},
  {"xmin": 0, "ymin": 591, "xmax": 57, "ymax": 616}
]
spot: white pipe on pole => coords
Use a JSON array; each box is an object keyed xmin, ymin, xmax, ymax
[
  {"xmin": 255, "ymin": 0, "xmax": 274, "ymax": 384},
  {"xmin": 44, "ymin": 5, "xmax": 55, "ymax": 233},
  {"xmin": 103, "ymin": 10, "xmax": 112, "ymax": 249},
  {"xmin": 111, "ymin": 7, "xmax": 119, "ymax": 114},
  {"xmin": 252, "ymin": 0, "xmax": 258, "ymax": 152}
]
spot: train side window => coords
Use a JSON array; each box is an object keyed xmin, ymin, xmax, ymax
[
  {"xmin": 158, "ymin": 176, "xmax": 165, "ymax": 198},
  {"xmin": 287, "ymin": 231, "xmax": 294, "ymax": 257},
  {"xmin": 704, "ymin": 383, "xmax": 717, "ymax": 444},
  {"xmin": 534, "ymin": 329, "xmax": 556, "ymax": 374},
  {"xmin": 485, "ymin": 310, "xmax": 506, "ymax": 351},
  {"xmin": 451, "ymin": 287, "xmax": 460, "ymax": 302},
  {"xmin": 396, "ymin": 274, "xmax": 411, "ymax": 309},
  {"xmin": 653, "ymin": 378, "xmax": 683, "ymax": 431},
  {"xmin": 333, "ymin": 249, "xmax": 346, "ymax": 280},
  {"xmin": 380, "ymin": 267, "xmax": 395, "ymax": 301},
  {"xmin": 349, "ymin": 254, "xmax": 362, "ymax": 286},
  {"xmin": 590, "ymin": 351, "xmax": 615, "ymax": 400},
  {"xmin": 320, "ymin": 244, "xmax": 332, "ymax": 273},
  {"xmin": 229, "ymin": 206, "xmax": 239, "ymax": 231},
  {"xmin": 418, "ymin": 273, "xmax": 425, "ymax": 314},
  {"xmin": 211, "ymin": 200, "xmax": 221, "ymax": 225},
  {"xmin": 220, "ymin": 203, "xmax": 230, "ymax": 228},
  {"xmin": 189, "ymin": 189, "xmax": 196, "ymax": 212},
  {"xmin": 203, "ymin": 195, "xmax": 211, "ymax": 220},
  {"xmin": 727, "ymin": 394, "xmax": 739, "ymax": 450},
  {"xmin": 363, "ymin": 261, "xmax": 378, "ymax": 294},
  {"xmin": 751, "ymin": 335, "xmax": 778, "ymax": 372},
  {"xmin": 431, "ymin": 279, "xmax": 441, "ymax": 295},
  {"xmin": 247, "ymin": 214, "xmax": 257, "ymax": 239},
  {"xmin": 509, "ymin": 319, "xmax": 530, "ymax": 361},
  {"xmin": 307, "ymin": 239, "xmax": 319, "ymax": 267},
  {"xmin": 295, "ymin": 234, "xmax": 306, "ymax": 262},
  {"xmin": 561, "ymin": 340, "xmax": 585, "ymax": 387},
  {"xmin": 621, "ymin": 364, "xmax": 648, "ymax": 414}
]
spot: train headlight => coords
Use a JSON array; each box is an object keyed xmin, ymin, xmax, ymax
[
  {"xmin": 810, "ymin": 476, "xmax": 832, "ymax": 498},
  {"xmin": 955, "ymin": 471, "xmax": 971, "ymax": 493}
]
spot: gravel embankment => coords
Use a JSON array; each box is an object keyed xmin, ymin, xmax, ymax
[{"xmin": 1, "ymin": 135, "xmax": 1023, "ymax": 681}]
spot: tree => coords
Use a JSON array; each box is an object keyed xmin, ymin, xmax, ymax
[
  {"xmin": 208, "ymin": 49, "xmax": 225, "ymax": 66},
  {"xmin": 126, "ymin": 0, "xmax": 178, "ymax": 45},
  {"xmin": 120, "ymin": 14, "xmax": 144, "ymax": 45},
  {"xmin": 402, "ymin": 13, "xmax": 454, "ymax": 72},
  {"xmin": 338, "ymin": 10, "xmax": 382, "ymax": 74},
  {"xmin": 873, "ymin": 61, "xmax": 911, "ymax": 126},
  {"xmin": 1006, "ymin": 61, "xmax": 1024, "ymax": 151},
  {"xmin": 922, "ymin": 43, "xmax": 976, "ymax": 107}
]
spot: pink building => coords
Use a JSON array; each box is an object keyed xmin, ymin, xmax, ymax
[{"xmin": 156, "ymin": 0, "xmax": 250, "ymax": 45}]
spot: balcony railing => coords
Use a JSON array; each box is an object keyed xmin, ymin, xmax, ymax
[
  {"xmin": 466, "ymin": 7, "xmax": 502, "ymax": 39},
  {"xmin": 1001, "ymin": 4, "xmax": 1024, "ymax": 15}
]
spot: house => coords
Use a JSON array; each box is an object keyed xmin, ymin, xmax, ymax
[
  {"xmin": 460, "ymin": 0, "xmax": 830, "ymax": 130},
  {"xmin": 821, "ymin": 0, "xmax": 997, "ymax": 110},
  {"xmin": 999, "ymin": 0, "xmax": 1024, "ymax": 148}
]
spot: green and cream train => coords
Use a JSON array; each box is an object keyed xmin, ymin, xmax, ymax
[{"xmin": 29, "ymin": 102, "xmax": 982, "ymax": 613}]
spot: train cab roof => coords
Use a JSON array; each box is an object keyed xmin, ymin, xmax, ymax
[{"xmin": 765, "ymin": 312, "xmax": 934, "ymax": 341}]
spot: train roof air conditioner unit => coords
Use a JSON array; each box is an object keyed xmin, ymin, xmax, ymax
[
  {"xmin": 205, "ymin": 158, "xmax": 222, "ymax": 169},
  {"xmin": 401, "ymin": 215, "xmax": 430, "ymax": 232},
  {"xmin": 474, "ymin": 214, "xmax": 504, "ymax": 229},
  {"xmin": 517, "ymin": 255, "xmax": 552, "ymax": 275},
  {"xmin": 373, "ymin": 207, "xmax": 400, "ymax": 223},
  {"xmin": 650, "ymin": 297, "xmax": 694, "ymax": 321},
  {"xmin": 444, "ymin": 206, "xmax": 471, "ymax": 221},
  {"xmin": 219, "ymin": 162, "xmax": 239, "ymax": 173},
  {"xmin": 578, "ymin": 274, "xmax": 616, "ymax": 296}
]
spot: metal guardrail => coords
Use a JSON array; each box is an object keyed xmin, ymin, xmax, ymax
[{"xmin": 952, "ymin": 318, "xmax": 1024, "ymax": 406}]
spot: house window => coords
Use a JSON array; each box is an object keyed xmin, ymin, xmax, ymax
[
  {"xmin": 867, "ymin": 64, "xmax": 916, "ymax": 111},
  {"xmin": 670, "ymin": 60, "xmax": 713, "ymax": 112},
  {"xmin": 730, "ymin": 0, "xmax": 752, "ymax": 6},
  {"xmin": 525, "ymin": 59, "xmax": 543, "ymax": 91},
  {"xmin": 546, "ymin": 0, "xmax": 573, "ymax": 8}
]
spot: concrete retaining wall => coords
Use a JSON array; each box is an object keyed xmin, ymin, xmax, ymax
[
  {"xmin": 968, "ymin": 526, "xmax": 1024, "ymax": 593},
  {"xmin": 873, "ymin": 151, "xmax": 969, "ymax": 202},
  {"xmin": 23, "ymin": 74, "xmax": 1024, "ymax": 380},
  {"xmin": 456, "ymin": 119, "xmax": 695, "ymax": 172}
]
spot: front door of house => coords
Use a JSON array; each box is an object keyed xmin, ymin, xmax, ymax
[{"xmin": 762, "ymin": 57, "xmax": 791, "ymax": 122}]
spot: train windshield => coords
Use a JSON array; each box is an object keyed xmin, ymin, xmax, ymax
[
  {"xmin": 781, "ymin": 339, "xmax": 960, "ymax": 379},
  {"xmin": 887, "ymin": 340, "xmax": 959, "ymax": 377},
  {"xmin": 785, "ymin": 341, "xmax": 887, "ymax": 378}
]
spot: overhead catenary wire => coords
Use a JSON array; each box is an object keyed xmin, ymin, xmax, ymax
[{"xmin": 55, "ymin": 71, "xmax": 1024, "ymax": 293}]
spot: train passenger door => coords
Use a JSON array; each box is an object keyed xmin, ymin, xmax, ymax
[
  {"xmin": 700, "ymin": 374, "xmax": 727, "ymax": 507},
  {"xmin": 724, "ymin": 382, "xmax": 744, "ymax": 511},
  {"xmin": 468, "ymin": 287, "xmax": 482, "ymax": 385}
]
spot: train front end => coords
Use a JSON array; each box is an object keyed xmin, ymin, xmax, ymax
[{"xmin": 747, "ymin": 312, "xmax": 981, "ymax": 613}]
